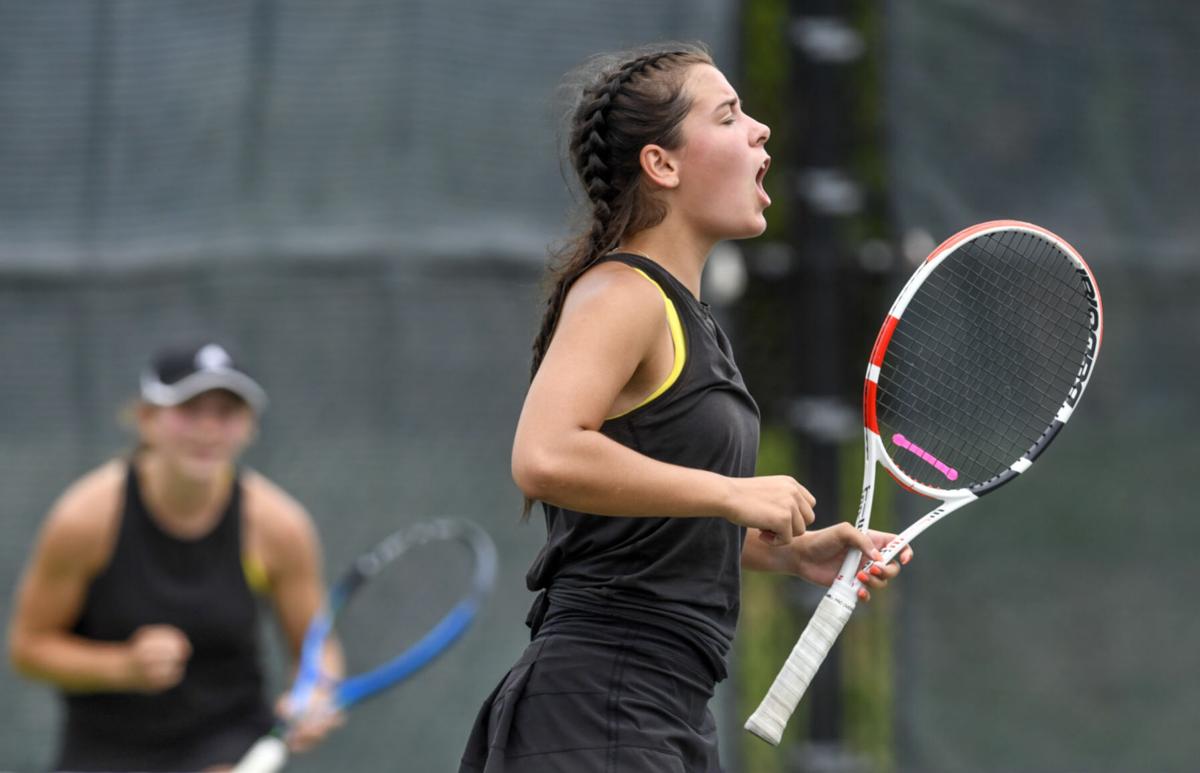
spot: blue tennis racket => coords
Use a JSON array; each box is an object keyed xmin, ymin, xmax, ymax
[{"xmin": 233, "ymin": 517, "xmax": 498, "ymax": 772}]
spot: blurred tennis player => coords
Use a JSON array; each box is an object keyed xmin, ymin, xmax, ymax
[
  {"xmin": 7, "ymin": 341, "xmax": 342, "ymax": 772},
  {"xmin": 459, "ymin": 43, "xmax": 912, "ymax": 772}
]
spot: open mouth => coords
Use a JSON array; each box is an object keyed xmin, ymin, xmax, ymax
[
  {"xmin": 756, "ymin": 156, "xmax": 771, "ymax": 185},
  {"xmin": 755, "ymin": 156, "xmax": 771, "ymax": 202}
]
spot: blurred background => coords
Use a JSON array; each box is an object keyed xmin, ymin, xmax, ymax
[{"xmin": 0, "ymin": 1, "xmax": 1196, "ymax": 771}]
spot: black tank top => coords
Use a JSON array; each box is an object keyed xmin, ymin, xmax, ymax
[
  {"xmin": 525, "ymin": 253, "xmax": 761, "ymax": 679},
  {"xmin": 58, "ymin": 464, "xmax": 273, "ymax": 772}
]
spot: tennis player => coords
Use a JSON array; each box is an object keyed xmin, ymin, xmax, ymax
[
  {"xmin": 7, "ymin": 341, "xmax": 342, "ymax": 772},
  {"xmin": 459, "ymin": 44, "xmax": 913, "ymax": 772}
]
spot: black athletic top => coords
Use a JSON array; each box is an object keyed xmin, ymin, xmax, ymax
[
  {"xmin": 525, "ymin": 253, "xmax": 761, "ymax": 680},
  {"xmin": 57, "ymin": 464, "xmax": 274, "ymax": 772}
]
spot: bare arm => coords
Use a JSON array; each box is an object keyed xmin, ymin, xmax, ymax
[
  {"xmin": 513, "ymin": 264, "xmax": 814, "ymax": 543},
  {"xmin": 7, "ymin": 466, "xmax": 190, "ymax": 693},
  {"xmin": 741, "ymin": 524, "xmax": 914, "ymax": 600},
  {"xmin": 247, "ymin": 475, "xmax": 344, "ymax": 750},
  {"xmin": 247, "ymin": 474, "xmax": 342, "ymax": 678}
]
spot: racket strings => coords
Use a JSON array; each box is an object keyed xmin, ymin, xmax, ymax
[
  {"xmin": 335, "ymin": 531, "xmax": 476, "ymax": 686},
  {"xmin": 876, "ymin": 230, "xmax": 1094, "ymax": 488},
  {"xmin": 894, "ymin": 285, "xmax": 1070, "ymax": 413},
  {"xmin": 884, "ymin": 276, "xmax": 1076, "ymax": 460},
  {"xmin": 968, "ymin": 233, "xmax": 1093, "ymax": 360},
  {"xmin": 892, "ymin": 230, "xmax": 1089, "ymax": 429},
  {"xmin": 882, "ymin": 284, "xmax": 1083, "ymax": 469},
  {"xmin": 894, "ymin": 240, "xmax": 1085, "ymax": 417}
]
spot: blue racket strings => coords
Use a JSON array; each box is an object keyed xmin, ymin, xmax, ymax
[{"xmin": 287, "ymin": 519, "xmax": 498, "ymax": 716}]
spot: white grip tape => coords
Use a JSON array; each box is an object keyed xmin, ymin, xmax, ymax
[
  {"xmin": 232, "ymin": 736, "xmax": 289, "ymax": 773},
  {"xmin": 744, "ymin": 590, "xmax": 857, "ymax": 745}
]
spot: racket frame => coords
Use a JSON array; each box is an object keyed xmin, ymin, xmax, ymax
[
  {"xmin": 233, "ymin": 518, "xmax": 498, "ymax": 773},
  {"xmin": 745, "ymin": 220, "xmax": 1102, "ymax": 745}
]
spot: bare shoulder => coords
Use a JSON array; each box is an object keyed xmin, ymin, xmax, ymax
[
  {"xmin": 556, "ymin": 260, "xmax": 667, "ymax": 347},
  {"xmin": 565, "ymin": 260, "xmax": 667, "ymax": 318},
  {"xmin": 241, "ymin": 471, "xmax": 320, "ymax": 562},
  {"xmin": 37, "ymin": 460, "xmax": 125, "ymax": 573}
]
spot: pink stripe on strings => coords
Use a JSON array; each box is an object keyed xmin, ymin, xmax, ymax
[{"xmin": 892, "ymin": 434, "xmax": 959, "ymax": 481}]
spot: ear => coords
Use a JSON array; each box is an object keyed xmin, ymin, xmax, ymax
[
  {"xmin": 133, "ymin": 401, "xmax": 158, "ymax": 443},
  {"xmin": 244, "ymin": 417, "xmax": 260, "ymax": 447},
  {"xmin": 639, "ymin": 144, "xmax": 680, "ymax": 189}
]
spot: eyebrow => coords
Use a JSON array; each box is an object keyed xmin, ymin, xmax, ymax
[{"xmin": 713, "ymin": 97, "xmax": 741, "ymax": 114}]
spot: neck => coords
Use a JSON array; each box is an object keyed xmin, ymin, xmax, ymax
[
  {"xmin": 619, "ymin": 218, "xmax": 715, "ymax": 299},
  {"xmin": 138, "ymin": 454, "xmax": 233, "ymax": 528}
]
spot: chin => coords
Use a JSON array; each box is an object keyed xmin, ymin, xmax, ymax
[
  {"xmin": 728, "ymin": 215, "xmax": 768, "ymax": 240},
  {"xmin": 175, "ymin": 455, "xmax": 231, "ymax": 482}
]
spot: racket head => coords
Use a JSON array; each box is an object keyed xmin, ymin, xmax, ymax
[
  {"xmin": 290, "ymin": 517, "xmax": 498, "ymax": 713},
  {"xmin": 864, "ymin": 220, "xmax": 1103, "ymax": 499}
]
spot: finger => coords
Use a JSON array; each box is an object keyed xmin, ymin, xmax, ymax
[
  {"xmin": 156, "ymin": 639, "xmax": 190, "ymax": 662},
  {"xmin": 157, "ymin": 626, "xmax": 191, "ymax": 651},
  {"xmin": 864, "ymin": 567, "xmax": 891, "ymax": 587},
  {"xmin": 162, "ymin": 657, "xmax": 186, "ymax": 677},
  {"xmin": 758, "ymin": 529, "xmax": 778, "ymax": 546},
  {"xmin": 796, "ymin": 492, "xmax": 816, "ymax": 526},
  {"xmin": 875, "ymin": 561, "xmax": 901, "ymax": 580},
  {"xmin": 288, "ymin": 730, "xmax": 317, "ymax": 753},
  {"xmin": 144, "ymin": 654, "xmax": 178, "ymax": 676},
  {"xmin": 291, "ymin": 719, "xmax": 331, "ymax": 752},
  {"xmin": 854, "ymin": 564, "xmax": 889, "ymax": 587},
  {"xmin": 288, "ymin": 708, "xmax": 344, "ymax": 751},
  {"xmin": 151, "ymin": 665, "xmax": 184, "ymax": 690},
  {"xmin": 799, "ymin": 484, "xmax": 816, "ymax": 508},
  {"xmin": 853, "ymin": 528, "xmax": 885, "ymax": 563},
  {"xmin": 791, "ymin": 509, "xmax": 806, "ymax": 539},
  {"xmin": 868, "ymin": 530, "xmax": 909, "ymax": 561}
]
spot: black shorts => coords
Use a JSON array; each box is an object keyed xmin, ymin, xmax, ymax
[{"xmin": 459, "ymin": 615, "xmax": 723, "ymax": 773}]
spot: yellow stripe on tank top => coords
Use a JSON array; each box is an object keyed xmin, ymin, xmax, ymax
[
  {"xmin": 606, "ymin": 267, "xmax": 687, "ymax": 420},
  {"xmin": 242, "ymin": 554, "xmax": 270, "ymax": 595}
]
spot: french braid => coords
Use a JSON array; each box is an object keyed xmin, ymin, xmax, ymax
[
  {"xmin": 521, "ymin": 44, "xmax": 711, "ymax": 519},
  {"xmin": 529, "ymin": 45, "xmax": 712, "ymax": 380}
]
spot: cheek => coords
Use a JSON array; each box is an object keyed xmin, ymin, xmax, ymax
[
  {"xmin": 227, "ymin": 420, "xmax": 255, "ymax": 446},
  {"xmin": 153, "ymin": 413, "xmax": 191, "ymax": 440},
  {"xmin": 683, "ymin": 139, "xmax": 746, "ymax": 206},
  {"xmin": 214, "ymin": 413, "xmax": 255, "ymax": 446},
  {"xmin": 689, "ymin": 138, "xmax": 738, "ymax": 180}
]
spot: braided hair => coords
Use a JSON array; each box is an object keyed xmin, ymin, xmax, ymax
[
  {"xmin": 529, "ymin": 44, "xmax": 713, "ymax": 380},
  {"xmin": 520, "ymin": 44, "xmax": 711, "ymax": 520}
]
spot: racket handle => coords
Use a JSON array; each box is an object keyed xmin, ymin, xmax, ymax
[
  {"xmin": 232, "ymin": 736, "xmax": 289, "ymax": 773},
  {"xmin": 744, "ymin": 588, "xmax": 858, "ymax": 745}
]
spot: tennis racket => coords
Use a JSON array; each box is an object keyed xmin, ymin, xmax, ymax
[
  {"xmin": 233, "ymin": 517, "xmax": 498, "ymax": 772},
  {"xmin": 745, "ymin": 220, "xmax": 1103, "ymax": 745}
]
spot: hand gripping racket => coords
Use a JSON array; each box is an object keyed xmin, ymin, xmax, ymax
[
  {"xmin": 234, "ymin": 517, "xmax": 498, "ymax": 772},
  {"xmin": 745, "ymin": 220, "xmax": 1103, "ymax": 744}
]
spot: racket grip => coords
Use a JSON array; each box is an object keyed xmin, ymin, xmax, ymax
[
  {"xmin": 232, "ymin": 736, "xmax": 289, "ymax": 773},
  {"xmin": 744, "ymin": 588, "xmax": 857, "ymax": 745}
]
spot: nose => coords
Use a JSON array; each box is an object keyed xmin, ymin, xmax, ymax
[
  {"xmin": 187, "ymin": 404, "xmax": 234, "ymax": 432},
  {"xmin": 751, "ymin": 117, "xmax": 770, "ymax": 146},
  {"xmin": 190, "ymin": 410, "xmax": 224, "ymax": 436}
]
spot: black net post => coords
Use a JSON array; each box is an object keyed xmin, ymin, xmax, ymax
[{"xmin": 783, "ymin": 1, "xmax": 867, "ymax": 770}]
